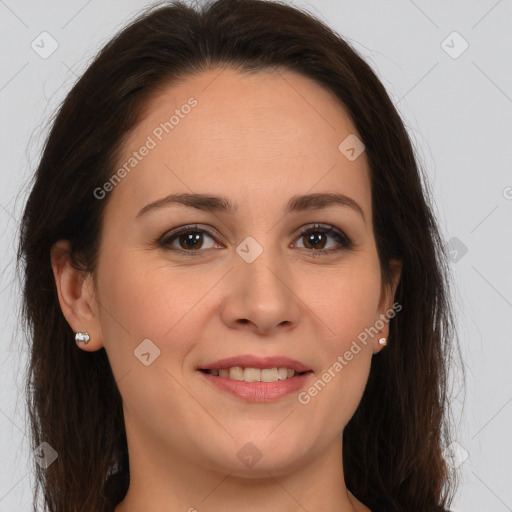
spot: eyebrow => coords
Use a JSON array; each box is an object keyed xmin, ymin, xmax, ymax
[{"xmin": 136, "ymin": 192, "xmax": 366, "ymax": 224}]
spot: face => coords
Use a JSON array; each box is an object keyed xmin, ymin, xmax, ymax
[{"xmin": 72, "ymin": 68, "xmax": 400, "ymax": 478}]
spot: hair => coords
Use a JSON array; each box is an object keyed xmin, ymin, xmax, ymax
[{"xmin": 17, "ymin": 0, "xmax": 462, "ymax": 511}]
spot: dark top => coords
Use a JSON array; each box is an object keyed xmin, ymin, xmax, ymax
[
  {"xmin": 373, "ymin": 507, "xmax": 451, "ymax": 512},
  {"xmin": 102, "ymin": 472, "xmax": 452, "ymax": 512}
]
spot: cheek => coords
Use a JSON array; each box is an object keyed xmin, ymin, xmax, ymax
[
  {"xmin": 99, "ymin": 242, "xmax": 210, "ymax": 322},
  {"xmin": 310, "ymin": 256, "xmax": 383, "ymax": 349},
  {"xmin": 94, "ymin": 249, "xmax": 214, "ymax": 373},
  {"xmin": 94, "ymin": 253, "xmax": 215, "ymax": 438},
  {"xmin": 298, "ymin": 259, "xmax": 381, "ymax": 415}
]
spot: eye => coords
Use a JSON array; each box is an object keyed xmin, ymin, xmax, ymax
[
  {"xmin": 157, "ymin": 223, "xmax": 354, "ymax": 257},
  {"xmin": 292, "ymin": 223, "xmax": 353, "ymax": 256},
  {"xmin": 158, "ymin": 224, "xmax": 221, "ymax": 255}
]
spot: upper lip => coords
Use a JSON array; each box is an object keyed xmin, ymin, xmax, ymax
[{"xmin": 199, "ymin": 355, "xmax": 312, "ymax": 373}]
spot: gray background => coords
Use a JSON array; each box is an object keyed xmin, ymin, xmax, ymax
[{"xmin": 0, "ymin": 1, "xmax": 511, "ymax": 510}]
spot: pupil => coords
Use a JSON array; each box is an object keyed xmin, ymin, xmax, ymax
[
  {"xmin": 180, "ymin": 232, "xmax": 202, "ymax": 250},
  {"xmin": 305, "ymin": 232, "xmax": 326, "ymax": 250}
]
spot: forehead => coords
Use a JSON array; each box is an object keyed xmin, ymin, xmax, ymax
[{"xmin": 106, "ymin": 67, "xmax": 371, "ymax": 219}]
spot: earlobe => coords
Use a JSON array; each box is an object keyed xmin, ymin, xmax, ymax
[
  {"xmin": 50, "ymin": 240, "xmax": 103, "ymax": 351},
  {"xmin": 374, "ymin": 259, "xmax": 402, "ymax": 353}
]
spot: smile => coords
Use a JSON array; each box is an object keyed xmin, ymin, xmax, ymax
[
  {"xmin": 200, "ymin": 366, "xmax": 308, "ymax": 382},
  {"xmin": 198, "ymin": 367, "xmax": 313, "ymax": 402}
]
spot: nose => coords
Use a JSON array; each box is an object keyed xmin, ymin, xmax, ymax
[{"xmin": 220, "ymin": 241, "xmax": 302, "ymax": 336}]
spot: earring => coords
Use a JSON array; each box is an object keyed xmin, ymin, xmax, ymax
[
  {"xmin": 378, "ymin": 337, "xmax": 387, "ymax": 346},
  {"xmin": 75, "ymin": 331, "xmax": 90, "ymax": 344}
]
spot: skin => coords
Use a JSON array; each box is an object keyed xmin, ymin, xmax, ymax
[{"xmin": 51, "ymin": 67, "xmax": 401, "ymax": 512}]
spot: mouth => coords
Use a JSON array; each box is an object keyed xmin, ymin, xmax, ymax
[
  {"xmin": 199, "ymin": 367, "xmax": 312, "ymax": 383},
  {"xmin": 197, "ymin": 355, "xmax": 313, "ymax": 402}
]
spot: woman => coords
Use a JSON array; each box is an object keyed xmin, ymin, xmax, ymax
[{"xmin": 18, "ymin": 0, "xmax": 460, "ymax": 510}]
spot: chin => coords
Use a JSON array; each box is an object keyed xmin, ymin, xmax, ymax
[{"xmin": 202, "ymin": 436, "xmax": 314, "ymax": 477}]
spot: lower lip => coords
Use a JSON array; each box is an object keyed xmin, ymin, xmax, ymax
[{"xmin": 199, "ymin": 371, "xmax": 312, "ymax": 402}]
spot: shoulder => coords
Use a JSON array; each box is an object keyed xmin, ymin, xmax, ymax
[{"xmin": 371, "ymin": 506, "xmax": 452, "ymax": 512}]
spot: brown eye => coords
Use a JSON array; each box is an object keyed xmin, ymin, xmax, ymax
[
  {"xmin": 293, "ymin": 224, "xmax": 353, "ymax": 255},
  {"xmin": 301, "ymin": 231, "xmax": 328, "ymax": 250},
  {"xmin": 175, "ymin": 231, "xmax": 208, "ymax": 250},
  {"xmin": 157, "ymin": 223, "xmax": 353, "ymax": 257},
  {"xmin": 159, "ymin": 224, "xmax": 220, "ymax": 254}
]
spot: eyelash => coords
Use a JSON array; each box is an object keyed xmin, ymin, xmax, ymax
[{"xmin": 157, "ymin": 223, "xmax": 354, "ymax": 257}]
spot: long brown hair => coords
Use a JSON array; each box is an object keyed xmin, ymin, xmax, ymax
[{"xmin": 18, "ymin": 0, "xmax": 461, "ymax": 510}]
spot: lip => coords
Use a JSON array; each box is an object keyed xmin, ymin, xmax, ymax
[
  {"xmin": 199, "ymin": 370, "xmax": 313, "ymax": 402},
  {"xmin": 198, "ymin": 354, "xmax": 312, "ymax": 373}
]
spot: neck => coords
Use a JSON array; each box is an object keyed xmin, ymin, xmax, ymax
[{"xmin": 114, "ymin": 423, "xmax": 368, "ymax": 512}]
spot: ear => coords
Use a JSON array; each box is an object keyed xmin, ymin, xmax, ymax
[
  {"xmin": 374, "ymin": 258, "xmax": 402, "ymax": 353},
  {"xmin": 50, "ymin": 240, "xmax": 103, "ymax": 351}
]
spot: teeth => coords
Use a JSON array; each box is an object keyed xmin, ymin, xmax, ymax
[
  {"xmin": 261, "ymin": 368, "xmax": 278, "ymax": 382},
  {"xmin": 229, "ymin": 366, "xmax": 244, "ymax": 381},
  {"xmin": 244, "ymin": 367, "xmax": 261, "ymax": 382},
  {"xmin": 207, "ymin": 366, "xmax": 299, "ymax": 382},
  {"xmin": 277, "ymin": 367, "xmax": 288, "ymax": 380}
]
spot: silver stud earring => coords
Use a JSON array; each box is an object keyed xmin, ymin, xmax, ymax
[
  {"xmin": 75, "ymin": 331, "xmax": 90, "ymax": 344},
  {"xmin": 378, "ymin": 337, "xmax": 387, "ymax": 346}
]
